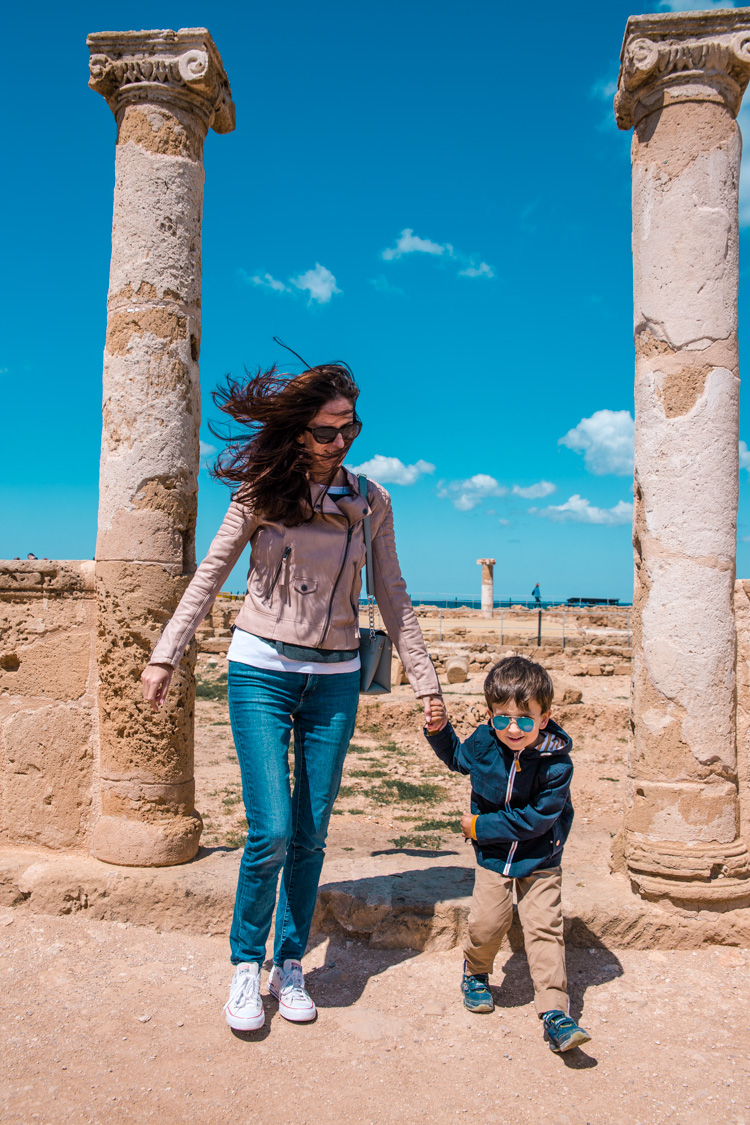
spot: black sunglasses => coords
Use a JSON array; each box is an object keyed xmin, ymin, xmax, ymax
[{"xmin": 305, "ymin": 421, "xmax": 362, "ymax": 445}]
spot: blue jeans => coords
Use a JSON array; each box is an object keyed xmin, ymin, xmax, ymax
[{"xmin": 227, "ymin": 661, "xmax": 360, "ymax": 965}]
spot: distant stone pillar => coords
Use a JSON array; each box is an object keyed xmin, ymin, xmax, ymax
[
  {"xmin": 477, "ymin": 559, "xmax": 496, "ymax": 619},
  {"xmin": 616, "ymin": 11, "xmax": 750, "ymax": 903},
  {"xmin": 87, "ymin": 29, "xmax": 235, "ymax": 866}
]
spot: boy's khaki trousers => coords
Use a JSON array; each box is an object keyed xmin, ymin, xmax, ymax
[{"xmin": 463, "ymin": 864, "xmax": 568, "ymax": 1016}]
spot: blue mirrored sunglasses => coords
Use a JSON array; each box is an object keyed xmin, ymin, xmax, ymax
[{"xmin": 492, "ymin": 714, "xmax": 536, "ymax": 733}]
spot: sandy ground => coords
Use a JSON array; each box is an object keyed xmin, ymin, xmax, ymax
[
  {"xmin": 10, "ymin": 651, "xmax": 742, "ymax": 1124},
  {"xmin": 1, "ymin": 909, "xmax": 749, "ymax": 1125}
]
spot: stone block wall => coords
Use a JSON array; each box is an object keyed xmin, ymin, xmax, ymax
[{"xmin": 0, "ymin": 561, "xmax": 97, "ymax": 850}]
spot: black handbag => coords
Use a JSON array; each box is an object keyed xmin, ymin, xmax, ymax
[{"xmin": 357, "ymin": 474, "xmax": 393, "ymax": 694}]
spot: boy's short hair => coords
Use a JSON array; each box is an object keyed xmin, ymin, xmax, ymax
[{"xmin": 484, "ymin": 655, "xmax": 554, "ymax": 713}]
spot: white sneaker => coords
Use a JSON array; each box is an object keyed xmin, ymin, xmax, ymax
[
  {"xmin": 224, "ymin": 962, "xmax": 264, "ymax": 1031},
  {"xmin": 268, "ymin": 959, "xmax": 316, "ymax": 1022}
]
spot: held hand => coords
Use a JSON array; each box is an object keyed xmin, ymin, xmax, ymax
[
  {"xmin": 461, "ymin": 812, "xmax": 474, "ymax": 839},
  {"xmin": 424, "ymin": 694, "xmax": 447, "ymax": 734},
  {"xmin": 140, "ymin": 663, "xmax": 174, "ymax": 712}
]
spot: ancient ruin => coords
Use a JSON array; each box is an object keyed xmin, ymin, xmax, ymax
[
  {"xmin": 616, "ymin": 9, "xmax": 750, "ymax": 904},
  {"xmin": 87, "ymin": 30, "xmax": 235, "ymax": 866},
  {"xmin": 476, "ymin": 558, "xmax": 495, "ymax": 618},
  {"xmin": 2, "ymin": 11, "xmax": 750, "ymax": 942}
]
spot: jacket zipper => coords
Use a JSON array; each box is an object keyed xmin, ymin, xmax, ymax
[
  {"xmin": 502, "ymin": 750, "xmax": 522, "ymax": 876},
  {"xmin": 318, "ymin": 525, "xmax": 353, "ymax": 646},
  {"xmin": 266, "ymin": 546, "xmax": 291, "ymax": 602}
]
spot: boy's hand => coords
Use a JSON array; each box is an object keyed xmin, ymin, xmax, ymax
[
  {"xmin": 461, "ymin": 812, "xmax": 475, "ymax": 839},
  {"xmin": 424, "ymin": 695, "xmax": 447, "ymax": 733}
]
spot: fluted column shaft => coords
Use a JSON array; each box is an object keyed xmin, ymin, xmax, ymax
[
  {"xmin": 88, "ymin": 29, "xmax": 235, "ymax": 866},
  {"xmin": 616, "ymin": 10, "xmax": 750, "ymax": 903}
]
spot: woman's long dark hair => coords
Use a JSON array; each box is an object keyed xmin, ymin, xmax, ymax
[{"xmin": 210, "ymin": 364, "xmax": 360, "ymax": 525}]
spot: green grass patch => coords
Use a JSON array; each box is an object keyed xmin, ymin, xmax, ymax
[
  {"xmin": 211, "ymin": 720, "xmax": 230, "ymax": 726},
  {"xmin": 378, "ymin": 739, "xmax": 412, "ymax": 758},
  {"xmin": 347, "ymin": 743, "xmax": 377, "ymax": 754},
  {"xmin": 365, "ymin": 779, "xmax": 446, "ymax": 805},
  {"xmin": 225, "ymin": 829, "xmax": 246, "ymax": 849},
  {"xmin": 355, "ymin": 721, "xmax": 384, "ymax": 737},
  {"xmin": 414, "ymin": 817, "xmax": 462, "ymax": 833},
  {"xmin": 347, "ymin": 768, "xmax": 388, "ymax": 778},
  {"xmin": 336, "ymin": 785, "xmax": 359, "ymax": 799},
  {"xmin": 196, "ymin": 677, "xmax": 228, "ymax": 701},
  {"xmin": 348, "ymin": 808, "xmax": 365, "ymax": 815},
  {"xmin": 390, "ymin": 833, "xmax": 444, "ymax": 850}
]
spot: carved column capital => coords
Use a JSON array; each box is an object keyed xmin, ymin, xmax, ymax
[
  {"xmin": 616, "ymin": 10, "xmax": 750, "ymax": 130},
  {"xmin": 87, "ymin": 27, "xmax": 235, "ymax": 134}
]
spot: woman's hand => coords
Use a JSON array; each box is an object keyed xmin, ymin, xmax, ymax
[
  {"xmin": 141, "ymin": 663, "xmax": 174, "ymax": 711},
  {"xmin": 461, "ymin": 812, "xmax": 475, "ymax": 839},
  {"xmin": 423, "ymin": 694, "xmax": 447, "ymax": 734}
]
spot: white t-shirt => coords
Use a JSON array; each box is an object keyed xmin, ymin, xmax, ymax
[{"xmin": 227, "ymin": 628, "xmax": 361, "ymax": 675}]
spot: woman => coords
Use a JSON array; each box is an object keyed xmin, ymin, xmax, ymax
[{"xmin": 141, "ymin": 360, "xmax": 444, "ymax": 1031}]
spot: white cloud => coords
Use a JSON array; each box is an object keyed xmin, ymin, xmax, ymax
[
  {"xmin": 382, "ymin": 229, "xmax": 447, "ymax": 260},
  {"xmin": 290, "ymin": 263, "xmax": 341, "ymax": 305},
  {"xmin": 533, "ymin": 495, "xmax": 633, "ymax": 526},
  {"xmin": 740, "ymin": 440, "xmax": 750, "ymax": 471},
  {"xmin": 498, "ymin": 518, "xmax": 511, "ymax": 526},
  {"xmin": 348, "ymin": 454, "xmax": 435, "ymax": 486},
  {"xmin": 199, "ymin": 441, "xmax": 217, "ymax": 459},
  {"xmin": 511, "ymin": 481, "xmax": 556, "ymax": 500},
  {"xmin": 439, "ymin": 474, "xmax": 508, "ymax": 511},
  {"xmin": 591, "ymin": 76, "xmax": 618, "ymax": 101},
  {"xmin": 381, "ymin": 228, "xmax": 494, "ymax": 281},
  {"xmin": 458, "ymin": 261, "xmax": 494, "ymax": 279},
  {"xmin": 559, "ymin": 409, "xmax": 634, "ymax": 476},
  {"xmin": 657, "ymin": 1, "xmax": 734, "ymax": 10},
  {"xmin": 247, "ymin": 271, "xmax": 290, "ymax": 293}
]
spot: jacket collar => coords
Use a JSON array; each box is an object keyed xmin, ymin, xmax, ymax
[{"xmin": 308, "ymin": 466, "xmax": 371, "ymax": 527}]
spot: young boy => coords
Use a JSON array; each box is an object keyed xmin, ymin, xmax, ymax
[{"xmin": 424, "ymin": 655, "xmax": 590, "ymax": 1053}]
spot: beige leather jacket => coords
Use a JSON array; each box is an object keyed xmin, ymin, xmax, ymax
[{"xmin": 150, "ymin": 469, "xmax": 440, "ymax": 699}]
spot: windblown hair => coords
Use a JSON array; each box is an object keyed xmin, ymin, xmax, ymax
[
  {"xmin": 210, "ymin": 363, "xmax": 360, "ymax": 525},
  {"xmin": 484, "ymin": 656, "xmax": 554, "ymax": 713}
]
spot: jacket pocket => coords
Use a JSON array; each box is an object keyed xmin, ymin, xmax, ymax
[{"xmin": 292, "ymin": 577, "xmax": 317, "ymax": 595}]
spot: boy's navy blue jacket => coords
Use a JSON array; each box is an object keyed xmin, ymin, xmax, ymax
[{"xmin": 425, "ymin": 718, "xmax": 574, "ymax": 878}]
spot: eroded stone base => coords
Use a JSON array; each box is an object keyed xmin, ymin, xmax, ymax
[{"xmin": 92, "ymin": 812, "xmax": 202, "ymax": 867}]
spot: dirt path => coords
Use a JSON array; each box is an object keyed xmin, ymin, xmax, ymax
[{"xmin": 1, "ymin": 909, "xmax": 749, "ymax": 1125}]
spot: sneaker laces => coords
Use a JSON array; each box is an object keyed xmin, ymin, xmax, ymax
[
  {"xmin": 465, "ymin": 973, "xmax": 490, "ymax": 993},
  {"xmin": 225, "ymin": 967, "xmax": 259, "ymax": 1011},
  {"xmin": 283, "ymin": 962, "xmax": 308, "ymax": 1000}
]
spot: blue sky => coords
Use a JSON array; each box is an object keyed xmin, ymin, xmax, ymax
[{"xmin": 4, "ymin": 0, "xmax": 750, "ymax": 602}]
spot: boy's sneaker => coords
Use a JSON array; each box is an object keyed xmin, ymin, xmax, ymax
[
  {"xmin": 461, "ymin": 962, "xmax": 494, "ymax": 1013},
  {"xmin": 268, "ymin": 959, "xmax": 316, "ymax": 1022},
  {"xmin": 542, "ymin": 1009, "xmax": 591, "ymax": 1052},
  {"xmin": 224, "ymin": 962, "xmax": 264, "ymax": 1031}
]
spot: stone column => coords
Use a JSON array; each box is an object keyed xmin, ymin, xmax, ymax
[
  {"xmin": 476, "ymin": 559, "xmax": 496, "ymax": 619},
  {"xmin": 87, "ymin": 30, "xmax": 235, "ymax": 866},
  {"xmin": 616, "ymin": 10, "xmax": 750, "ymax": 904}
]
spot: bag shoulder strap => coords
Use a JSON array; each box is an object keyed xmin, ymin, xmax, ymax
[{"xmin": 358, "ymin": 474, "xmax": 374, "ymax": 599}]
